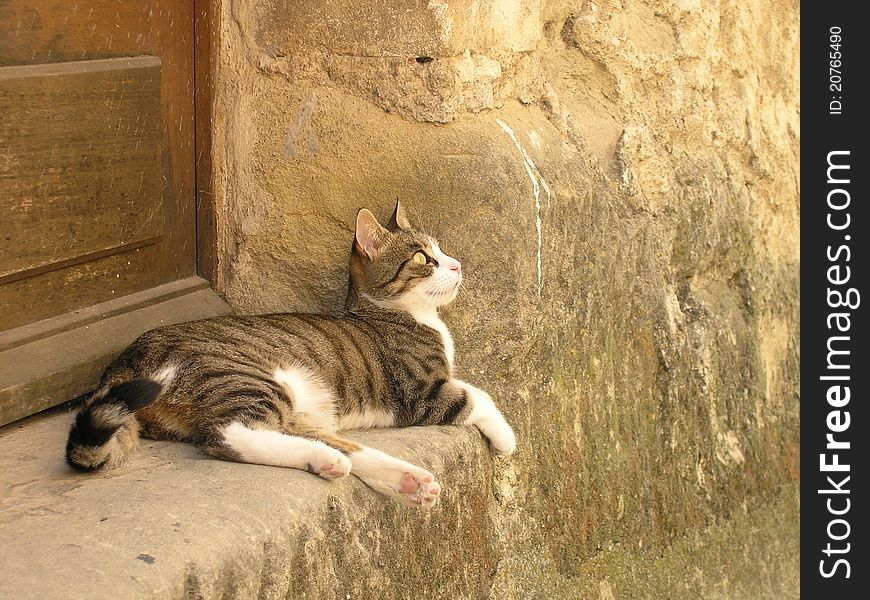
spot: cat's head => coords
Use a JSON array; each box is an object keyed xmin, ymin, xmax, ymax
[{"xmin": 347, "ymin": 201, "xmax": 462, "ymax": 312}]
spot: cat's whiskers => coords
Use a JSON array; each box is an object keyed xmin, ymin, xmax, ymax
[
  {"xmin": 422, "ymin": 294, "xmax": 435, "ymax": 313},
  {"xmin": 422, "ymin": 286, "xmax": 439, "ymax": 311}
]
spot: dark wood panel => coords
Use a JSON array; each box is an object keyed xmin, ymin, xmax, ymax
[
  {"xmin": 1, "ymin": 1, "xmax": 197, "ymax": 284},
  {"xmin": 0, "ymin": 58, "xmax": 163, "ymax": 279},
  {"xmin": 0, "ymin": 243, "xmax": 162, "ymax": 330},
  {"xmin": 0, "ymin": 1, "xmax": 156, "ymax": 66}
]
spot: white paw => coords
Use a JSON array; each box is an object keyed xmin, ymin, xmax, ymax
[
  {"xmin": 488, "ymin": 423, "xmax": 517, "ymax": 456},
  {"xmin": 307, "ymin": 446, "xmax": 351, "ymax": 480},
  {"xmin": 396, "ymin": 468, "xmax": 441, "ymax": 507},
  {"xmin": 349, "ymin": 448, "xmax": 441, "ymax": 508}
]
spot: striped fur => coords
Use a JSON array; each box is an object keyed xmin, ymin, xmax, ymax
[{"xmin": 65, "ymin": 202, "xmax": 515, "ymax": 507}]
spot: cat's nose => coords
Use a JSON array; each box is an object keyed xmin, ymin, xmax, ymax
[{"xmin": 448, "ymin": 260, "xmax": 461, "ymax": 273}]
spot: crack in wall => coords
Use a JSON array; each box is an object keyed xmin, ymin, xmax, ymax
[{"xmin": 495, "ymin": 118, "xmax": 550, "ymax": 295}]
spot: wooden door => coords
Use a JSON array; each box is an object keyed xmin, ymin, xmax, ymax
[{"xmin": 0, "ymin": 1, "xmax": 227, "ymax": 425}]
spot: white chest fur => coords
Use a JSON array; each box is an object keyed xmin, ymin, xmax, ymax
[{"xmin": 409, "ymin": 308, "xmax": 455, "ymax": 368}]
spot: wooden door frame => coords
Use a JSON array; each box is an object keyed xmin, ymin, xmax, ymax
[{"xmin": 194, "ymin": 0, "xmax": 220, "ymax": 286}]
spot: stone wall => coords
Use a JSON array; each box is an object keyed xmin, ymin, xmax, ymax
[{"xmin": 210, "ymin": 0, "xmax": 800, "ymax": 596}]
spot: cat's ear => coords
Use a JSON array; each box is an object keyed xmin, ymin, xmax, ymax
[
  {"xmin": 387, "ymin": 199, "xmax": 411, "ymax": 231},
  {"xmin": 354, "ymin": 209, "xmax": 389, "ymax": 259}
]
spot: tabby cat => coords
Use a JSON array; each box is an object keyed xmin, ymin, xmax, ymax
[{"xmin": 65, "ymin": 202, "xmax": 516, "ymax": 507}]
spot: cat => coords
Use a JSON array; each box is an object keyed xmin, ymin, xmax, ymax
[{"xmin": 65, "ymin": 201, "xmax": 516, "ymax": 507}]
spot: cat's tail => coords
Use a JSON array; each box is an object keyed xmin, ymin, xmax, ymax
[{"xmin": 65, "ymin": 379, "xmax": 162, "ymax": 472}]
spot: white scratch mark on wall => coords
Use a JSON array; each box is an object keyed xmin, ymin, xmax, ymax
[{"xmin": 496, "ymin": 118, "xmax": 551, "ymax": 294}]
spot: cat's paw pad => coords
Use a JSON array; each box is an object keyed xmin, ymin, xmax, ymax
[
  {"xmin": 397, "ymin": 471, "xmax": 440, "ymax": 507},
  {"xmin": 308, "ymin": 448, "xmax": 351, "ymax": 480},
  {"xmin": 489, "ymin": 424, "xmax": 517, "ymax": 456}
]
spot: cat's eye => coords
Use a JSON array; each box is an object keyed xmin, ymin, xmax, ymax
[{"xmin": 412, "ymin": 251, "xmax": 427, "ymax": 265}]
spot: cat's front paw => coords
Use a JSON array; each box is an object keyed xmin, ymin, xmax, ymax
[{"xmin": 488, "ymin": 423, "xmax": 517, "ymax": 456}]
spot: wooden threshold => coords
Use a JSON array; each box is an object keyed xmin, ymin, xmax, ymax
[{"xmin": 0, "ymin": 278, "xmax": 231, "ymax": 426}]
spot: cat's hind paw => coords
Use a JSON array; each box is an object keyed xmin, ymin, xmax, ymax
[
  {"xmin": 307, "ymin": 448, "xmax": 351, "ymax": 480},
  {"xmin": 349, "ymin": 447, "xmax": 441, "ymax": 508},
  {"xmin": 398, "ymin": 471, "xmax": 441, "ymax": 506}
]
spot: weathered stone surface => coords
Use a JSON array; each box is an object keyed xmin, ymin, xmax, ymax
[{"xmin": 215, "ymin": 0, "xmax": 798, "ymax": 595}]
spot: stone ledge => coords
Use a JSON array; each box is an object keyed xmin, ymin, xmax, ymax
[{"xmin": 0, "ymin": 407, "xmax": 503, "ymax": 600}]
